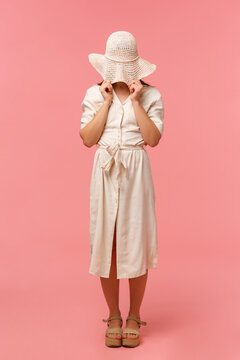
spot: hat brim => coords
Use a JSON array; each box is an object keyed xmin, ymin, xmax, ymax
[{"xmin": 88, "ymin": 53, "xmax": 156, "ymax": 84}]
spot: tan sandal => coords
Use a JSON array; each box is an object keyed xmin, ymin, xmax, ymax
[
  {"xmin": 122, "ymin": 315, "xmax": 147, "ymax": 347},
  {"xmin": 102, "ymin": 315, "xmax": 123, "ymax": 347}
]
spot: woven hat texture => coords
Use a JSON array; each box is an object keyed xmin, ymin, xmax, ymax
[{"xmin": 88, "ymin": 31, "xmax": 156, "ymax": 84}]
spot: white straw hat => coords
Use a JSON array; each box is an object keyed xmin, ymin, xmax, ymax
[{"xmin": 88, "ymin": 31, "xmax": 157, "ymax": 85}]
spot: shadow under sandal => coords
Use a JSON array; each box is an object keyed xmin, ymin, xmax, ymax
[
  {"xmin": 122, "ymin": 315, "xmax": 147, "ymax": 347},
  {"xmin": 102, "ymin": 315, "xmax": 123, "ymax": 347}
]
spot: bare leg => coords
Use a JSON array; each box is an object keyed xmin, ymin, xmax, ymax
[
  {"xmin": 122, "ymin": 270, "xmax": 148, "ymax": 339},
  {"xmin": 100, "ymin": 223, "xmax": 122, "ymax": 339}
]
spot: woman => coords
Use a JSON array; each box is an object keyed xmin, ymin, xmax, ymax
[{"xmin": 79, "ymin": 31, "xmax": 164, "ymax": 348}]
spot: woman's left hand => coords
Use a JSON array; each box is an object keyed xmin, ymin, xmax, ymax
[{"xmin": 128, "ymin": 79, "xmax": 143, "ymax": 102}]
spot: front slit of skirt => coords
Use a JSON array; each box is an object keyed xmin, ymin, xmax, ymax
[{"xmin": 106, "ymin": 186, "xmax": 120, "ymax": 278}]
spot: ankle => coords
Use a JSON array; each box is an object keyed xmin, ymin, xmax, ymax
[
  {"xmin": 109, "ymin": 310, "xmax": 121, "ymax": 317},
  {"xmin": 128, "ymin": 312, "xmax": 140, "ymax": 318}
]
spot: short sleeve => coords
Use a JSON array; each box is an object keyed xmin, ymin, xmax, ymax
[
  {"xmin": 80, "ymin": 89, "xmax": 98, "ymax": 129},
  {"xmin": 147, "ymin": 92, "xmax": 164, "ymax": 136}
]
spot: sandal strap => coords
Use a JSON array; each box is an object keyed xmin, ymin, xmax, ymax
[
  {"xmin": 102, "ymin": 315, "xmax": 123, "ymax": 324},
  {"xmin": 122, "ymin": 327, "xmax": 140, "ymax": 335},
  {"xmin": 106, "ymin": 327, "xmax": 123, "ymax": 334},
  {"xmin": 126, "ymin": 315, "xmax": 147, "ymax": 326}
]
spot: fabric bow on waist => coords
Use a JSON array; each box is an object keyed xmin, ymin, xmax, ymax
[{"xmin": 99, "ymin": 143, "xmax": 129, "ymax": 188}]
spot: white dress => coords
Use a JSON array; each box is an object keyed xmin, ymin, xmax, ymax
[{"xmin": 80, "ymin": 84, "xmax": 164, "ymax": 279}]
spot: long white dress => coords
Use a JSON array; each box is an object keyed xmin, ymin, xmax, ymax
[{"xmin": 80, "ymin": 84, "xmax": 164, "ymax": 279}]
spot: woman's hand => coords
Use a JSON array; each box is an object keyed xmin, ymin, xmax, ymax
[
  {"xmin": 128, "ymin": 79, "xmax": 143, "ymax": 103},
  {"xmin": 99, "ymin": 80, "xmax": 113, "ymax": 106}
]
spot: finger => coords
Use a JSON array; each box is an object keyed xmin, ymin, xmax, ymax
[{"xmin": 103, "ymin": 84, "xmax": 112, "ymax": 94}]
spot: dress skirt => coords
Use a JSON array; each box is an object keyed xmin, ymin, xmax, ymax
[{"xmin": 88, "ymin": 143, "xmax": 158, "ymax": 279}]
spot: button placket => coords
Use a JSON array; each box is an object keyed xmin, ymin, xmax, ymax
[{"xmin": 119, "ymin": 105, "xmax": 124, "ymax": 145}]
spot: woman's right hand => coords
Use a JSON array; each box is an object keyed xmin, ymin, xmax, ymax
[{"xmin": 99, "ymin": 80, "xmax": 113, "ymax": 106}]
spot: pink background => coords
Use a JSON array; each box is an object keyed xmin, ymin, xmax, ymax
[{"xmin": 1, "ymin": 0, "xmax": 240, "ymax": 359}]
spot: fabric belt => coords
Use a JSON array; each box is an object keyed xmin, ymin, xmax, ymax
[{"xmin": 97, "ymin": 143, "xmax": 145, "ymax": 188}]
